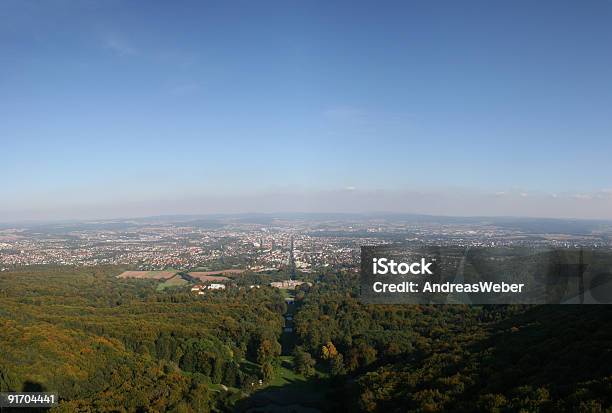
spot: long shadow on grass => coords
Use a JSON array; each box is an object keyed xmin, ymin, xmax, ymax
[{"xmin": 233, "ymin": 375, "xmax": 331, "ymax": 413}]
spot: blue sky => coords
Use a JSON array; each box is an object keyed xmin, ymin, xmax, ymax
[{"xmin": 2, "ymin": 0, "xmax": 612, "ymax": 220}]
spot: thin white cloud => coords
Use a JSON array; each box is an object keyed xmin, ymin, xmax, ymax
[
  {"xmin": 170, "ymin": 82, "xmax": 202, "ymax": 96},
  {"xmin": 572, "ymin": 193, "xmax": 593, "ymax": 200},
  {"xmin": 323, "ymin": 106, "xmax": 365, "ymax": 121},
  {"xmin": 597, "ymin": 189, "xmax": 612, "ymax": 199},
  {"xmin": 101, "ymin": 32, "xmax": 136, "ymax": 56}
]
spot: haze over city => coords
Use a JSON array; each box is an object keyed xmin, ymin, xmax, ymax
[{"xmin": 2, "ymin": 0, "xmax": 612, "ymax": 220}]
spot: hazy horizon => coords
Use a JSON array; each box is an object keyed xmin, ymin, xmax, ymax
[{"xmin": 3, "ymin": 188, "xmax": 612, "ymax": 223}]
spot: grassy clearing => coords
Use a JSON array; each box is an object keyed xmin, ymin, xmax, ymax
[
  {"xmin": 270, "ymin": 356, "xmax": 302, "ymax": 386},
  {"xmin": 155, "ymin": 274, "xmax": 189, "ymax": 291},
  {"xmin": 240, "ymin": 355, "xmax": 329, "ymax": 409}
]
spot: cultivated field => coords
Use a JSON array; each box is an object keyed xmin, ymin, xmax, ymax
[
  {"xmin": 187, "ymin": 269, "xmax": 244, "ymax": 282},
  {"xmin": 189, "ymin": 269, "xmax": 245, "ymax": 276},
  {"xmin": 187, "ymin": 272, "xmax": 231, "ymax": 282},
  {"xmin": 117, "ymin": 270, "xmax": 178, "ymax": 280}
]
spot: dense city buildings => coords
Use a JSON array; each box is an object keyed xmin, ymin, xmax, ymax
[{"xmin": 1, "ymin": 214, "xmax": 610, "ymax": 271}]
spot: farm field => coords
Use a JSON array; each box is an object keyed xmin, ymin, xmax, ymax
[
  {"xmin": 187, "ymin": 273, "xmax": 231, "ymax": 282},
  {"xmin": 117, "ymin": 270, "xmax": 177, "ymax": 280},
  {"xmin": 188, "ymin": 269, "xmax": 245, "ymax": 276}
]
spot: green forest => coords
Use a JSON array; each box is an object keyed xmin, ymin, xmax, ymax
[
  {"xmin": 293, "ymin": 273, "xmax": 612, "ymax": 412},
  {"xmin": 0, "ymin": 266, "xmax": 285, "ymax": 412},
  {"xmin": 1, "ymin": 266, "xmax": 611, "ymax": 412}
]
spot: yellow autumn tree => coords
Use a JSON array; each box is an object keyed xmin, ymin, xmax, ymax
[{"xmin": 321, "ymin": 341, "xmax": 338, "ymax": 360}]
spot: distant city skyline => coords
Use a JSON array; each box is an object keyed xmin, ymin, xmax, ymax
[{"xmin": 2, "ymin": 1, "xmax": 612, "ymax": 220}]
